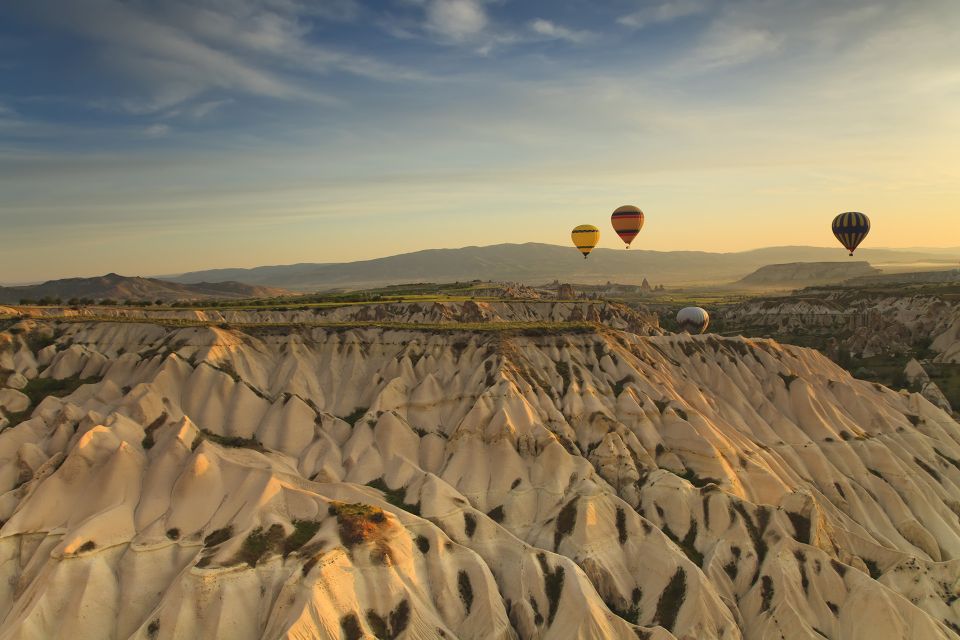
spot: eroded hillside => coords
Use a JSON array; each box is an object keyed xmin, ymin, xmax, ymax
[
  {"xmin": 714, "ymin": 287, "xmax": 960, "ymax": 414},
  {"xmin": 2, "ymin": 308, "xmax": 960, "ymax": 639},
  {"xmin": 0, "ymin": 300, "xmax": 660, "ymax": 335},
  {"xmin": 715, "ymin": 290, "xmax": 960, "ymax": 362}
]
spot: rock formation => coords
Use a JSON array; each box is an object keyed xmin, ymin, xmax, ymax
[
  {"xmin": 718, "ymin": 290, "xmax": 960, "ymax": 362},
  {"xmin": 2, "ymin": 308, "xmax": 960, "ymax": 639},
  {"xmin": 556, "ymin": 285, "xmax": 577, "ymax": 300}
]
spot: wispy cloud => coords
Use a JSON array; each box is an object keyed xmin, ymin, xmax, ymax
[
  {"xmin": 682, "ymin": 21, "xmax": 781, "ymax": 70},
  {"xmin": 618, "ymin": 0, "xmax": 711, "ymax": 29},
  {"xmin": 4, "ymin": 0, "xmax": 960, "ymax": 281},
  {"xmin": 143, "ymin": 123, "xmax": 171, "ymax": 137},
  {"xmin": 424, "ymin": 0, "xmax": 488, "ymax": 41},
  {"xmin": 13, "ymin": 0, "xmax": 424, "ymax": 114},
  {"xmin": 529, "ymin": 19, "xmax": 594, "ymax": 44}
]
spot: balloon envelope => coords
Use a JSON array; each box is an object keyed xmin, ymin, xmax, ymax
[
  {"xmin": 571, "ymin": 224, "xmax": 600, "ymax": 258},
  {"xmin": 832, "ymin": 212, "xmax": 870, "ymax": 256},
  {"xmin": 677, "ymin": 307, "xmax": 709, "ymax": 334},
  {"xmin": 611, "ymin": 205, "xmax": 644, "ymax": 248}
]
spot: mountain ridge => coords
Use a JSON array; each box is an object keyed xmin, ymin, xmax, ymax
[
  {"xmin": 0, "ymin": 273, "xmax": 290, "ymax": 304},
  {"xmin": 166, "ymin": 243, "xmax": 958, "ymax": 290}
]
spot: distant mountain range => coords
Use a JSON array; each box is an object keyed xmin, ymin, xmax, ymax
[
  {"xmin": 735, "ymin": 261, "xmax": 880, "ymax": 288},
  {"xmin": 167, "ymin": 243, "xmax": 959, "ymax": 291},
  {"xmin": 0, "ymin": 273, "xmax": 290, "ymax": 304}
]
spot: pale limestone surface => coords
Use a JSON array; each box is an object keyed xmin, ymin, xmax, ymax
[{"xmin": 1, "ymin": 312, "xmax": 960, "ymax": 639}]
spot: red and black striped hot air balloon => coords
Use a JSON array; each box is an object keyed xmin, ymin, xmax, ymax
[{"xmin": 611, "ymin": 205, "xmax": 645, "ymax": 248}]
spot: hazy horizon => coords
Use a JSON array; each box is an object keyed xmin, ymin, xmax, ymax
[
  {"xmin": 2, "ymin": 0, "xmax": 958, "ymax": 282},
  {"xmin": 2, "ymin": 241, "xmax": 958, "ymax": 287}
]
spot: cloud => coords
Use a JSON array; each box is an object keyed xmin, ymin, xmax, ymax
[
  {"xmin": 425, "ymin": 0, "xmax": 488, "ymax": 41},
  {"xmin": 143, "ymin": 123, "xmax": 171, "ymax": 137},
  {"xmin": 618, "ymin": 0, "xmax": 710, "ymax": 29},
  {"xmin": 188, "ymin": 99, "xmax": 233, "ymax": 119},
  {"xmin": 680, "ymin": 21, "xmax": 781, "ymax": 70},
  {"xmin": 529, "ymin": 19, "xmax": 593, "ymax": 44},
  {"xmin": 13, "ymin": 0, "xmax": 425, "ymax": 115}
]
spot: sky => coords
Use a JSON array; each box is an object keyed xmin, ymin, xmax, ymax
[{"xmin": 1, "ymin": 0, "xmax": 959, "ymax": 283}]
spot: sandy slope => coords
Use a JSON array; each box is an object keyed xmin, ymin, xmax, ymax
[{"xmin": 2, "ymin": 311, "xmax": 960, "ymax": 639}]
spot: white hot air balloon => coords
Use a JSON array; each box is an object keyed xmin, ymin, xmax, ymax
[{"xmin": 677, "ymin": 307, "xmax": 709, "ymax": 334}]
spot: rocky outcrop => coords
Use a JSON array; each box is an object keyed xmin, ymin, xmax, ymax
[
  {"xmin": 718, "ymin": 291, "xmax": 960, "ymax": 361},
  {"xmin": 1, "ymin": 317, "xmax": 960, "ymax": 639},
  {"xmin": 556, "ymin": 284, "xmax": 577, "ymax": 300},
  {"xmin": 2, "ymin": 300, "xmax": 660, "ymax": 335}
]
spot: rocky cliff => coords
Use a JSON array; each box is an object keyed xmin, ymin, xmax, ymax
[{"xmin": 735, "ymin": 262, "xmax": 880, "ymax": 288}]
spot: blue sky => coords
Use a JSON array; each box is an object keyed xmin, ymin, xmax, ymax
[{"xmin": 1, "ymin": 0, "xmax": 959, "ymax": 282}]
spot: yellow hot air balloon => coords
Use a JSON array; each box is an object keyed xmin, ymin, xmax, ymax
[{"xmin": 571, "ymin": 224, "xmax": 600, "ymax": 259}]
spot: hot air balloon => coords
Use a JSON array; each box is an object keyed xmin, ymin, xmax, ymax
[
  {"xmin": 571, "ymin": 224, "xmax": 600, "ymax": 259},
  {"xmin": 832, "ymin": 212, "xmax": 870, "ymax": 256},
  {"xmin": 611, "ymin": 205, "xmax": 644, "ymax": 248},
  {"xmin": 677, "ymin": 307, "xmax": 709, "ymax": 334}
]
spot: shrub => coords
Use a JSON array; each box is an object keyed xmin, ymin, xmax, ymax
[
  {"xmin": 554, "ymin": 496, "xmax": 579, "ymax": 550},
  {"xmin": 415, "ymin": 535, "xmax": 430, "ymax": 554},
  {"xmin": 283, "ymin": 520, "xmax": 321, "ymax": 557},
  {"xmin": 365, "ymin": 600, "xmax": 410, "ymax": 639},
  {"xmin": 458, "ymin": 570, "xmax": 474, "ymax": 615},
  {"xmin": 233, "ymin": 524, "xmax": 286, "ymax": 567},
  {"xmin": 198, "ymin": 429, "xmax": 265, "ymax": 452},
  {"xmin": 537, "ymin": 553, "xmax": 565, "ymax": 626},
  {"xmin": 863, "ymin": 557, "xmax": 882, "ymax": 580},
  {"xmin": 141, "ymin": 412, "xmax": 168, "ymax": 450},
  {"xmin": 653, "ymin": 568, "xmax": 686, "ymax": 632},
  {"xmin": 787, "ymin": 511, "xmax": 811, "ymax": 543},
  {"xmin": 329, "ymin": 502, "xmax": 387, "ymax": 549},
  {"xmin": 341, "ymin": 407, "xmax": 369, "ymax": 425},
  {"xmin": 366, "ymin": 478, "xmax": 420, "ymax": 515},
  {"xmin": 463, "ymin": 513, "xmax": 477, "ymax": 538},
  {"xmin": 203, "ymin": 526, "xmax": 233, "ymax": 548},
  {"xmin": 616, "ymin": 507, "xmax": 628, "ymax": 544},
  {"xmin": 340, "ymin": 613, "xmax": 363, "ymax": 640},
  {"xmin": 760, "ymin": 575, "xmax": 774, "ymax": 612},
  {"xmin": 21, "ymin": 375, "xmax": 89, "ymax": 405}
]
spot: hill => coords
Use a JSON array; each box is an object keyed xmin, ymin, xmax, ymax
[
  {"xmin": 168, "ymin": 243, "xmax": 956, "ymax": 290},
  {"xmin": 735, "ymin": 261, "xmax": 880, "ymax": 287},
  {"xmin": 842, "ymin": 268, "xmax": 960, "ymax": 287},
  {"xmin": 0, "ymin": 273, "xmax": 290, "ymax": 304},
  {"xmin": 3, "ymin": 307, "xmax": 960, "ymax": 638}
]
